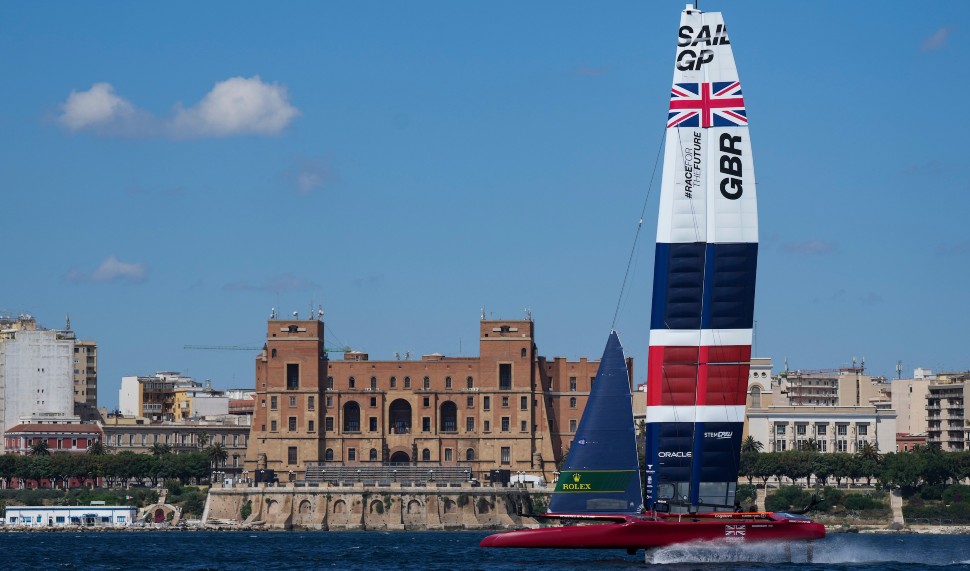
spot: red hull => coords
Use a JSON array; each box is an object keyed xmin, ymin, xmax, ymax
[{"xmin": 480, "ymin": 513, "xmax": 825, "ymax": 550}]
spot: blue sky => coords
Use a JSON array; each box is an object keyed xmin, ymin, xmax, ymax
[{"xmin": 3, "ymin": 1, "xmax": 968, "ymax": 408}]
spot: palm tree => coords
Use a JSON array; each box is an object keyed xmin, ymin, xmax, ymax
[
  {"xmin": 150, "ymin": 443, "xmax": 172, "ymax": 456},
  {"xmin": 206, "ymin": 443, "xmax": 228, "ymax": 469},
  {"xmin": 195, "ymin": 432, "xmax": 210, "ymax": 448},
  {"xmin": 87, "ymin": 440, "xmax": 107, "ymax": 455},
  {"xmin": 29, "ymin": 440, "xmax": 51, "ymax": 456},
  {"xmin": 800, "ymin": 438, "xmax": 820, "ymax": 452},
  {"xmin": 741, "ymin": 436, "xmax": 764, "ymax": 454},
  {"xmin": 858, "ymin": 441, "xmax": 879, "ymax": 462}
]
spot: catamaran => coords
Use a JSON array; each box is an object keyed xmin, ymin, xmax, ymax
[{"xmin": 481, "ymin": 4, "xmax": 825, "ymax": 554}]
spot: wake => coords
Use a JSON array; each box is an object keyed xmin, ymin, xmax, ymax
[{"xmin": 646, "ymin": 536, "xmax": 970, "ymax": 566}]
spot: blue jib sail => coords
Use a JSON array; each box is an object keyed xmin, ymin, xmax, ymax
[{"xmin": 549, "ymin": 331, "xmax": 643, "ymax": 514}]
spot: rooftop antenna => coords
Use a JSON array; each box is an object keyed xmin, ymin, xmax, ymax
[
  {"xmin": 317, "ymin": 306, "xmax": 324, "ymax": 320},
  {"xmin": 270, "ymin": 307, "xmax": 277, "ymax": 319},
  {"xmin": 524, "ymin": 307, "xmax": 532, "ymax": 321},
  {"xmin": 65, "ymin": 313, "xmax": 71, "ymax": 331},
  {"xmin": 896, "ymin": 360, "xmax": 903, "ymax": 380},
  {"xmin": 481, "ymin": 305, "xmax": 486, "ymax": 320},
  {"xmin": 394, "ymin": 352, "xmax": 401, "ymax": 361},
  {"xmin": 852, "ymin": 356, "xmax": 857, "ymax": 369},
  {"xmin": 292, "ymin": 311, "xmax": 299, "ymax": 318}
]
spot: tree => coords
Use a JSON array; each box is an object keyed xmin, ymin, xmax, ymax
[
  {"xmin": 150, "ymin": 443, "xmax": 172, "ymax": 457},
  {"xmin": 206, "ymin": 443, "xmax": 229, "ymax": 480},
  {"xmin": 799, "ymin": 438, "xmax": 820, "ymax": 453},
  {"xmin": 741, "ymin": 436, "xmax": 764, "ymax": 454},
  {"xmin": 87, "ymin": 440, "xmax": 107, "ymax": 456},
  {"xmin": 29, "ymin": 440, "xmax": 51, "ymax": 456},
  {"xmin": 195, "ymin": 432, "xmax": 210, "ymax": 449}
]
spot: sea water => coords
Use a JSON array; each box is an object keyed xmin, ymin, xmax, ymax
[{"xmin": 2, "ymin": 531, "xmax": 969, "ymax": 570}]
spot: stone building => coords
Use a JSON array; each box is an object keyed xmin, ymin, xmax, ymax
[{"xmin": 245, "ymin": 317, "xmax": 630, "ymax": 483}]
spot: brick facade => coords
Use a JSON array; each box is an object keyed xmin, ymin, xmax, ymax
[{"xmin": 246, "ymin": 318, "xmax": 633, "ymax": 482}]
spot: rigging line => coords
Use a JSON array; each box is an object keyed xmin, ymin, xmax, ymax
[{"xmin": 611, "ymin": 124, "xmax": 667, "ymax": 331}]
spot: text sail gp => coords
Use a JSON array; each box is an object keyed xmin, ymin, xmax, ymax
[{"xmin": 646, "ymin": 3, "xmax": 758, "ymax": 513}]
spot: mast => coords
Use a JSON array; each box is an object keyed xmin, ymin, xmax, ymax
[{"xmin": 644, "ymin": 4, "xmax": 758, "ymax": 513}]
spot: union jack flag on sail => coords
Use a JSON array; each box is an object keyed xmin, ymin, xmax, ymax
[{"xmin": 667, "ymin": 81, "xmax": 747, "ymax": 129}]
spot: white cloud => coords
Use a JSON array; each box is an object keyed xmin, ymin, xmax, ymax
[
  {"xmin": 171, "ymin": 76, "xmax": 300, "ymax": 137},
  {"xmin": 65, "ymin": 256, "xmax": 148, "ymax": 283},
  {"xmin": 55, "ymin": 76, "xmax": 299, "ymax": 138},
  {"xmin": 58, "ymin": 83, "xmax": 138, "ymax": 132},
  {"xmin": 285, "ymin": 155, "xmax": 333, "ymax": 195},
  {"xmin": 921, "ymin": 27, "xmax": 950, "ymax": 52}
]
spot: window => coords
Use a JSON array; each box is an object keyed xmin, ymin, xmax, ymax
[
  {"xmin": 466, "ymin": 396, "xmax": 474, "ymax": 408},
  {"xmin": 349, "ymin": 376, "xmax": 356, "ymax": 389},
  {"xmin": 404, "ymin": 376, "xmax": 411, "ymax": 389},
  {"xmin": 325, "ymin": 417, "xmax": 334, "ymax": 431},
  {"xmin": 444, "ymin": 448, "xmax": 453, "ymax": 461},
  {"xmin": 390, "ymin": 376, "xmax": 397, "ymax": 389},
  {"xmin": 343, "ymin": 402, "xmax": 360, "ymax": 432},
  {"xmin": 370, "ymin": 377, "xmax": 377, "ymax": 390},
  {"xmin": 501, "ymin": 417, "xmax": 510, "ymax": 432},
  {"xmin": 501, "ymin": 396, "xmax": 509, "ymax": 408},
  {"xmin": 271, "ymin": 348, "xmax": 277, "ymax": 358},
  {"xmin": 423, "ymin": 376, "xmax": 430, "ymax": 390},
  {"xmin": 288, "ymin": 417, "xmax": 297, "ymax": 431},
  {"xmin": 327, "ymin": 376, "xmax": 334, "ymax": 389},
  {"xmin": 369, "ymin": 417, "xmax": 378, "ymax": 432},
  {"xmin": 837, "ymin": 440, "xmax": 848, "ymax": 452},
  {"xmin": 271, "ymin": 420, "xmax": 278, "ymax": 432},
  {"xmin": 466, "ymin": 448, "xmax": 475, "ymax": 461},
  {"xmin": 466, "ymin": 417, "xmax": 475, "ymax": 432},
  {"xmin": 289, "ymin": 396, "xmax": 297, "ymax": 408},
  {"xmin": 818, "ymin": 440, "xmax": 827, "ymax": 452},
  {"xmin": 261, "ymin": 399, "xmax": 266, "ymax": 408},
  {"xmin": 569, "ymin": 397, "xmax": 577, "ymax": 408},
  {"xmin": 521, "ymin": 420, "xmax": 527, "ymax": 432},
  {"xmin": 288, "ymin": 447, "xmax": 297, "ymax": 464},
  {"xmin": 520, "ymin": 396, "xmax": 528, "ymax": 410},
  {"xmin": 775, "ymin": 424, "xmax": 786, "ymax": 435},
  {"xmin": 325, "ymin": 448, "xmax": 334, "ymax": 461},
  {"xmin": 423, "ymin": 396, "xmax": 430, "ymax": 408},
  {"xmin": 569, "ymin": 376, "xmax": 577, "ymax": 391},
  {"xmin": 466, "ymin": 376, "xmax": 474, "ymax": 389},
  {"xmin": 370, "ymin": 448, "xmax": 378, "ymax": 461},
  {"xmin": 348, "ymin": 448, "xmax": 357, "ymax": 461},
  {"xmin": 750, "ymin": 385, "xmax": 762, "ymax": 408},
  {"xmin": 308, "ymin": 420, "xmax": 315, "ymax": 432},
  {"xmin": 816, "ymin": 424, "xmax": 827, "ymax": 436},
  {"xmin": 501, "ymin": 447, "xmax": 511, "ymax": 464},
  {"xmin": 326, "ymin": 396, "xmax": 333, "ymax": 408},
  {"xmin": 422, "ymin": 417, "xmax": 431, "ymax": 432},
  {"xmin": 270, "ymin": 396, "xmax": 278, "ymax": 410},
  {"xmin": 370, "ymin": 396, "xmax": 377, "ymax": 408},
  {"xmin": 286, "ymin": 363, "xmax": 299, "ymax": 390},
  {"xmin": 483, "ymin": 396, "xmax": 491, "ymax": 411},
  {"xmin": 858, "ymin": 424, "xmax": 868, "ymax": 436},
  {"xmin": 499, "ymin": 364, "xmax": 512, "ymax": 390},
  {"xmin": 775, "ymin": 439, "xmax": 786, "ymax": 451},
  {"xmin": 484, "ymin": 420, "xmax": 491, "ymax": 432},
  {"xmin": 569, "ymin": 419, "xmax": 577, "ymax": 432},
  {"xmin": 837, "ymin": 425, "xmax": 848, "ymax": 436},
  {"xmin": 422, "ymin": 448, "xmax": 431, "ymax": 461},
  {"xmin": 308, "ymin": 396, "xmax": 315, "ymax": 410},
  {"xmin": 445, "ymin": 376, "xmax": 452, "ymax": 389},
  {"xmin": 521, "ymin": 348, "xmax": 527, "ymax": 358},
  {"xmin": 796, "ymin": 424, "xmax": 807, "ymax": 436}
]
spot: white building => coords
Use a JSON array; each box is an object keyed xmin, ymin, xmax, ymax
[
  {"xmin": 4, "ymin": 505, "xmax": 136, "ymax": 527},
  {"xmin": 0, "ymin": 316, "xmax": 79, "ymax": 451},
  {"xmin": 745, "ymin": 359, "xmax": 896, "ymax": 454}
]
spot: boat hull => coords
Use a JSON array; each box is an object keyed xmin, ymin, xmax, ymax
[{"xmin": 480, "ymin": 513, "xmax": 825, "ymax": 550}]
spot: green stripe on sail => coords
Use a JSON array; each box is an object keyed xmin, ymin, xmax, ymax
[{"xmin": 554, "ymin": 470, "xmax": 636, "ymax": 494}]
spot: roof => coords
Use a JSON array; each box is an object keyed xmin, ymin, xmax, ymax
[{"xmin": 5, "ymin": 423, "xmax": 103, "ymax": 435}]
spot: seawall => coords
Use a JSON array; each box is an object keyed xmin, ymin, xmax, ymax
[{"xmin": 203, "ymin": 484, "xmax": 549, "ymax": 531}]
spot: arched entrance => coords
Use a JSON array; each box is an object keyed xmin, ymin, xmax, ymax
[
  {"xmin": 153, "ymin": 508, "xmax": 165, "ymax": 523},
  {"xmin": 390, "ymin": 451, "xmax": 410, "ymax": 463},
  {"xmin": 389, "ymin": 399, "xmax": 412, "ymax": 434}
]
